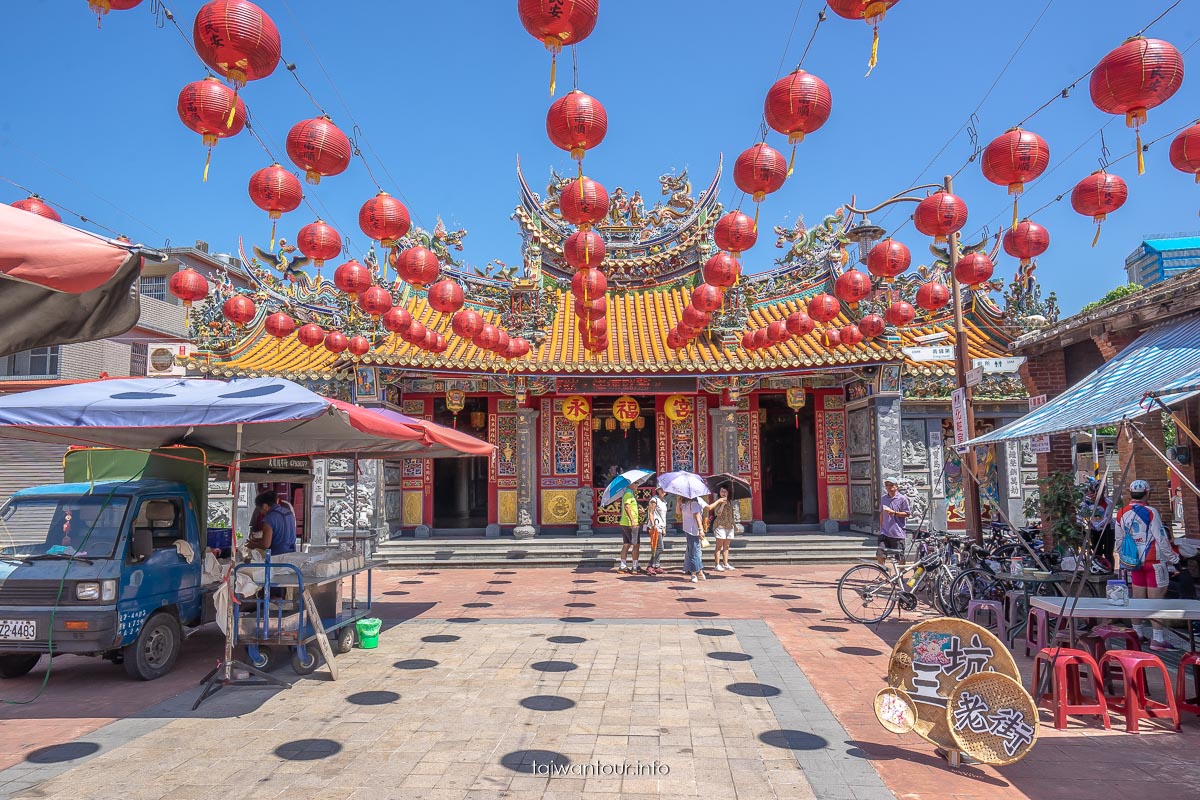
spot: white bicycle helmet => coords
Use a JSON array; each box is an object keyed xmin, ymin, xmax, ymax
[{"xmin": 1130, "ymin": 479, "xmax": 1150, "ymax": 496}]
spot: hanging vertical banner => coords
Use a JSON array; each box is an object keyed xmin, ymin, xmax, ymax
[
  {"xmin": 930, "ymin": 430, "xmax": 945, "ymax": 499},
  {"xmin": 1006, "ymin": 443, "xmax": 1022, "ymax": 499},
  {"xmin": 1028, "ymin": 395, "xmax": 1051, "ymax": 454},
  {"xmin": 951, "ymin": 388, "xmax": 969, "ymax": 453},
  {"xmin": 312, "ymin": 459, "xmax": 327, "ymax": 507}
]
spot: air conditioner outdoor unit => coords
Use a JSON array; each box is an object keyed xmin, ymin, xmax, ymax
[{"xmin": 146, "ymin": 343, "xmax": 194, "ymax": 377}]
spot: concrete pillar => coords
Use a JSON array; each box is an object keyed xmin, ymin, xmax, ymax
[
  {"xmin": 453, "ymin": 458, "xmax": 471, "ymax": 519},
  {"xmin": 874, "ymin": 397, "xmax": 902, "ymax": 492},
  {"xmin": 513, "ymin": 408, "xmax": 539, "ymax": 539}
]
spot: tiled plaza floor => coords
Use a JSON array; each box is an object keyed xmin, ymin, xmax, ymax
[{"xmin": 1, "ymin": 563, "xmax": 1197, "ymax": 800}]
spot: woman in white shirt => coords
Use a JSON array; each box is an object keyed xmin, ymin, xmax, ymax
[{"xmin": 645, "ymin": 487, "xmax": 667, "ymax": 575}]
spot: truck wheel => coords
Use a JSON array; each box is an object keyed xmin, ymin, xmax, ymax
[
  {"xmin": 336, "ymin": 627, "xmax": 355, "ymax": 655},
  {"xmin": 291, "ymin": 647, "xmax": 321, "ymax": 675},
  {"xmin": 0, "ymin": 654, "xmax": 40, "ymax": 679},
  {"xmin": 123, "ymin": 613, "xmax": 181, "ymax": 681}
]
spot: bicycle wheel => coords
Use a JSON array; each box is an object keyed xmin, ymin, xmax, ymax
[
  {"xmin": 837, "ymin": 563, "xmax": 898, "ymax": 624},
  {"xmin": 931, "ymin": 564, "xmax": 958, "ymax": 616},
  {"xmin": 946, "ymin": 568, "xmax": 1007, "ymax": 619}
]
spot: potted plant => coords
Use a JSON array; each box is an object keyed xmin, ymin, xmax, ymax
[{"xmin": 1024, "ymin": 470, "xmax": 1085, "ymax": 553}]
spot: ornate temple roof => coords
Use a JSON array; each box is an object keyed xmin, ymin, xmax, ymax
[{"xmin": 186, "ymin": 163, "xmax": 1048, "ymax": 384}]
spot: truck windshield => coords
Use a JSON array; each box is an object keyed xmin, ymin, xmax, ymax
[{"xmin": 0, "ymin": 495, "xmax": 130, "ymax": 559}]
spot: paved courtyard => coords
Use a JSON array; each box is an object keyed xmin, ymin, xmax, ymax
[{"xmin": 1, "ymin": 564, "xmax": 1197, "ymax": 800}]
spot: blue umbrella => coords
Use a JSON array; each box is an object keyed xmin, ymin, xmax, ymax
[
  {"xmin": 600, "ymin": 468, "xmax": 655, "ymax": 508},
  {"xmin": 657, "ymin": 470, "xmax": 711, "ymax": 500}
]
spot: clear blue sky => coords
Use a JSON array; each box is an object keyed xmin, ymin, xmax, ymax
[{"xmin": 3, "ymin": 1, "xmax": 1198, "ymax": 315}]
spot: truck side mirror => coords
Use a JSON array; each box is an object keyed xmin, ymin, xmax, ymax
[{"xmin": 130, "ymin": 528, "xmax": 153, "ymax": 562}]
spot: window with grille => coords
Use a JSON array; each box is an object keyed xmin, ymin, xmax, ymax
[
  {"xmin": 130, "ymin": 342, "xmax": 147, "ymax": 376},
  {"xmin": 139, "ymin": 275, "xmax": 167, "ymax": 301},
  {"xmin": 2, "ymin": 347, "xmax": 61, "ymax": 377}
]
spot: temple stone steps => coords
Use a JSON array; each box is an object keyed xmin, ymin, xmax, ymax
[{"xmin": 371, "ymin": 532, "xmax": 877, "ymax": 569}]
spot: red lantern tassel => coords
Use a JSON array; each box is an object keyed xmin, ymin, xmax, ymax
[
  {"xmin": 203, "ymin": 148, "xmax": 212, "ymax": 183},
  {"xmin": 1136, "ymin": 128, "xmax": 1145, "ymax": 176},
  {"xmin": 787, "ymin": 144, "xmax": 797, "ymax": 178},
  {"xmin": 866, "ymin": 25, "xmax": 880, "ymax": 77},
  {"xmin": 270, "ymin": 218, "xmax": 278, "ymax": 250},
  {"xmin": 549, "ymin": 51, "xmax": 558, "ymax": 96},
  {"xmin": 1011, "ymin": 198, "xmax": 1019, "ymax": 231},
  {"xmin": 1092, "ymin": 219, "xmax": 1103, "ymax": 248},
  {"xmin": 794, "ymin": 412, "xmax": 799, "ymax": 429}
]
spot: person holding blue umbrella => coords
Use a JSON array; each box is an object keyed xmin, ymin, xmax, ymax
[{"xmin": 601, "ymin": 468, "xmax": 654, "ymax": 573}]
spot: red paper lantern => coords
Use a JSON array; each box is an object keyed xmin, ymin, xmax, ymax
[
  {"xmin": 493, "ymin": 329, "xmax": 511, "ymax": 354},
  {"xmin": 559, "ymin": 176, "xmax": 610, "ymax": 228},
  {"xmin": 192, "ymin": 0, "xmax": 281, "ymax": 87},
  {"xmin": 570, "ymin": 267, "xmax": 607, "ymax": 300},
  {"xmin": 915, "ymin": 280, "xmax": 951, "ymax": 312},
  {"xmin": 858, "ymin": 313, "xmax": 886, "ymax": 339},
  {"xmin": 382, "ymin": 307, "xmax": 413, "ymax": 335},
  {"xmin": 169, "ymin": 268, "xmax": 209, "ymax": 308},
  {"xmin": 1091, "ymin": 37, "xmax": 1184, "ymax": 174},
  {"xmin": 358, "ymin": 285, "xmax": 394, "ymax": 319},
  {"xmin": 954, "ymin": 252, "xmax": 995, "ymax": 288},
  {"xmin": 509, "ymin": 337, "xmax": 531, "ymax": 359},
  {"xmin": 702, "ymin": 253, "xmax": 740, "ymax": 289},
  {"xmin": 574, "ymin": 297, "xmax": 607, "ymax": 320},
  {"xmin": 713, "ymin": 211, "xmax": 757, "ymax": 255},
  {"xmin": 433, "ymin": 333, "xmax": 449, "ymax": 354},
  {"xmin": 734, "ymin": 143, "xmax": 788, "ymax": 203},
  {"xmin": 358, "ymin": 192, "xmax": 411, "ymax": 247},
  {"xmin": 177, "ymin": 77, "xmax": 246, "ymax": 180},
  {"xmin": 915, "ymin": 281, "xmax": 951, "ymax": 312},
  {"xmin": 333, "ymin": 259, "xmax": 372, "ymax": 300},
  {"xmin": 681, "ymin": 305, "xmax": 712, "ymax": 329},
  {"xmin": 585, "ymin": 335, "xmax": 608, "ymax": 354},
  {"xmin": 764, "ymin": 68, "xmax": 832, "ymax": 147},
  {"xmin": 840, "ymin": 324, "xmax": 864, "ymax": 347},
  {"xmin": 264, "ymin": 311, "xmax": 295, "ymax": 339},
  {"xmin": 913, "ymin": 191, "xmax": 968, "ymax": 243},
  {"xmin": 1003, "ymin": 220, "xmax": 1050, "ymax": 265},
  {"xmin": 89, "ymin": 1, "xmax": 143, "ymax": 25},
  {"xmin": 451, "ymin": 309, "xmax": 484, "ymax": 339},
  {"xmin": 248, "ymin": 164, "xmax": 303, "ymax": 226},
  {"xmin": 867, "ymin": 238, "xmax": 911, "ymax": 281},
  {"xmin": 981, "ymin": 127, "xmax": 1050, "ymax": 209},
  {"xmin": 1169, "ymin": 123, "xmax": 1200, "ymax": 182},
  {"xmin": 10, "ymin": 195, "xmax": 60, "ymax": 222},
  {"xmin": 692, "ymin": 284, "xmax": 725, "ymax": 314},
  {"xmin": 826, "ymin": 0, "xmax": 899, "ymax": 76},
  {"xmin": 883, "ymin": 300, "xmax": 915, "ymax": 328},
  {"xmin": 547, "ymin": 90, "xmax": 608, "ymax": 161},
  {"xmin": 428, "ymin": 279, "xmax": 465, "ymax": 315},
  {"xmin": 667, "ymin": 329, "xmax": 687, "ymax": 350},
  {"xmin": 221, "ymin": 294, "xmax": 256, "ymax": 326},
  {"xmin": 347, "ymin": 335, "xmax": 371, "ymax": 357},
  {"xmin": 834, "ymin": 269, "xmax": 873, "ymax": 306},
  {"xmin": 767, "ymin": 319, "xmax": 789, "ymax": 344},
  {"xmin": 421, "ymin": 329, "xmax": 437, "ymax": 351},
  {"xmin": 518, "ymin": 0, "xmax": 599, "ymax": 94},
  {"xmin": 474, "ymin": 323, "xmax": 500, "ymax": 351},
  {"xmin": 786, "ymin": 310, "xmax": 815, "ymax": 337},
  {"xmin": 578, "ymin": 316, "xmax": 608, "ymax": 340},
  {"xmin": 296, "ymin": 219, "xmax": 342, "ymax": 269},
  {"xmin": 285, "ymin": 116, "xmax": 351, "ymax": 185},
  {"xmin": 563, "ymin": 229, "xmax": 606, "ymax": 269},
  {"xmin": 393, "ymin": 245, "xmax": 441, "ymax": 287},
  {"xmin": 404, "ymin": 320, "xmax": 428, "ymax": 345},
  {"xmin": 751, "ymin": 328, "xmax": 771, "ymax": 349},
  {"xmin": 324, "ymin": 330, "xmax": 348, "ymax": 354},
  {"xmin": 807, "ymin": 293, "xmax": 841, "ymax": 324},
  {"xmin": 741, "ymin": 331, "xmax": 758, "ymax": 350},
  {"xmin": 820, "ymin": 327, "xmax": 842, "ymax": 348},
  {"xmin": 297, "ymin": 323, "xmax": 325, "ymax": 348},
  {"xmin": 1071, "ymin": 170, "xmax": 1128, "ymax": 243}
]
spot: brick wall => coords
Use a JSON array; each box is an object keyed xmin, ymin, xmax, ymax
[
  {"xmin": 1176, "ymin": 399, "xmax": 1199, "ymax": 536},
  {"xmin": 1018, "ymin": 350, "xmax": 1073, "ymax": 477},
  {"xmin": 1092, "ymin": 330, "xmax": 1167, "ymax": 494}
]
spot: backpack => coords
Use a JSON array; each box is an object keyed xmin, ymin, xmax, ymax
[{"xmin": 1118, "ymin": 504, "xmax": 1153, "ymax": 570}]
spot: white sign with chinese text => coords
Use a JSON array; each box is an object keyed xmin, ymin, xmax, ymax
[
  {"xmin": 1006, "ymin": 442, "xmax": 1022, "ymax": 498},
  {"xmin": 965, "ymin": 366, "xmax": 984, "ymax": 387},
  {"xmin": 951, "ymin": 388, "xmax": 969, "ymax": 453},
  {"xmin": 903, "ymin": 345, "xmax": 956, "ymax": 363},
  {"xmin": 1028, "ymin": 395, "xmax": 1051, "ymax": 454},
  {"xmin": 972, "ymin": 357, "xmax": 1026, "ymax": 374},
  {"xmin": 930, "ymin": 430, "xmax": 945, "ymax": 499}
]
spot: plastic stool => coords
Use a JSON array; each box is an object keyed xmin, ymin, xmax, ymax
[
  {"xmin": 1091, "ymin": 624, "xmax": 1142, "ymax": 652},
  {"xmin": 1004, "ymin": 589, "xmax": 1026, "ymax": 632},
  {"xmin": 1025, "ymin": 607, "xmax": 1051, "ymax": 657},
  {"xmin": 1031, "ymin": 647, "xmax": 1111, "ymax": 730},
  {"xmin": 1100, "ymin": 649, "xmax": 1182, "ymax": 733},
  {"xmin": 1176, "ymin": 652, "xmax": 1200, "ymax": 716},
  {"xmin": 966, "ymin": 599, "xmax": 1007, "ymax": 641}
]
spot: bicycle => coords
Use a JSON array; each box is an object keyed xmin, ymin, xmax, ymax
[{"xmin": 836, "ymin": 532, "xmax": 957, "ymax": 624}]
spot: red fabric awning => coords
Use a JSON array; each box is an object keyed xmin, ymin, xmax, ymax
[{"xmin": 0, "ymin": 204, "xmax": 131, "ymax": 293}]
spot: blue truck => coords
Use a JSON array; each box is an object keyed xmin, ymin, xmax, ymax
[{"xmin": 0, "ymin": 447, "xmax": 241, "ymax": 680}]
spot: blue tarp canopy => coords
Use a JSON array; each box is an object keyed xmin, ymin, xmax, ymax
[
  {"xmin": 966, "ymin": 314, "xmax": 1200, "ymax": 446},
  {"xmin": 0, "ymin": 377, "xmax": 478, "ymax": 458}
]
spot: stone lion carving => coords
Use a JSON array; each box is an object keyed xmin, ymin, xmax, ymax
[{"xmin": 575, "ymin": 488, "xmax": 595, "ymax": 522}]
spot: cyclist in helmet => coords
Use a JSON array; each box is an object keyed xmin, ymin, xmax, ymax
[
  {"xmin": 1079, "ymin": 477, "xmax": 1114, "ymax": 568},
  {"xmin": 1115, "ymin": 479, "xmax": 1181, "ymax": 651}
]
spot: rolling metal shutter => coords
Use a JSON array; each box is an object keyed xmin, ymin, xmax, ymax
[{"xmin": 0, "ymin": 440, "xmax": 68, "ymax": 506}]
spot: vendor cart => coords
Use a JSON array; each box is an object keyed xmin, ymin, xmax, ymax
[{"xmin": 232, "ymin": 552, "xmax": 380, "ymax": 675}]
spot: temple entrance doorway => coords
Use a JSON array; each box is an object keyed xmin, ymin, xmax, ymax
[
  {"xmin": 591, "ymin": 397, "xmax": 656, "ymax": 522},
  {"xmin": 431, "ymin": 397, "xmax": 489, "ymax": 529},
  {"xmin": 758, "ymin": 393, "xmax": 819, "ymax": 525}
]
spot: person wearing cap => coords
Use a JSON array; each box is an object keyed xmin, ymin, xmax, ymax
[
  {"xmin": 1080, "ymin": 477, "xmax": 1114, "ymax": 567},
  {"xmin": 878, "ymin": 477, "xmax": 910, "ymax": 564},
  {"xmin": 1115, "ymin": 479, "xmax": 1181, "ymax": 651}
]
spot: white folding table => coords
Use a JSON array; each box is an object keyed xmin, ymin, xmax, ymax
[{"xmin": 1030, "ymin": 596, "xmax": 1200, "ymax": 651}]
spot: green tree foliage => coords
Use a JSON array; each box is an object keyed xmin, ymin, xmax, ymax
[{"xmin": 1080, "ymin": 283, "xmax": 1142, "ymax": 314}]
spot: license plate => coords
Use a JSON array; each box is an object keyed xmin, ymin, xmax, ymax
[{"xmin": 0, "ymin": 619, "xmax": 36, "ymax": 640}]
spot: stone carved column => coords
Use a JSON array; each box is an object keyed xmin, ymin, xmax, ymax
[
  {"xmin": 513, "ymin": 408, "xmax": 540, "ymax": 539},
  {"xmin": 709, "ymin": 408, "xmax": 739, "ymax": 475},
  {"xmin": 873, "ymin": 397, "xmax": 903, "ymax": 534}
]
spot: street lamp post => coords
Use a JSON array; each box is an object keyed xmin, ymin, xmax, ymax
[{"xmin": 845, "ymin": 174, "xmax": 984, "ymax": 544}]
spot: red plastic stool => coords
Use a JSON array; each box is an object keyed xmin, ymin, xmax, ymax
[
  {"xmin": 1091, "ymin": 624, "xmax": 1142, "ymax": 652},
  {"xmin": 1031, "ymin": 647, "xmax": 1111, "ymax": 730},
  {"xmin": 967, "ymin": 599, "xmax": 1007, "ymax": 641},
  {"xmin": 1176, "ymin": 652, "xmax": 1200, "ymax": 716},
  {"xmin": 1100, "ymin": 649, "xmax": 1182, "ymax": 733}
]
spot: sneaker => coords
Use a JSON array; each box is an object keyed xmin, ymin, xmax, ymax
[
  {"xmin": 699, "ymin": 572, "xmax": 706, "ymax": 581},
  {"xmin": 1150, "ymin": 640, "xmax": 1179, "ymax": 652},
  {"xmin": 618, "ymin": 563, "xmax": 628, "ymax": 572},
  {"xmin": 691, "ymin": 575, "xmax": 698, "ymax": 583},
  {"xmin": 715, "ymin": 564, "xmax": 725, "ymax": 572},
  {"xmin": 724, "ymin": 563, "xmax": 736, "ymax": 570}
]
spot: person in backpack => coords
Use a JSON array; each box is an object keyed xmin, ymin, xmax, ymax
[{"xmin": 1115, "ymin": 479, "xmax": 1181, "ymax": 651}]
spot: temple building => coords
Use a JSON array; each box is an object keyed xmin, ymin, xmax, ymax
[{"xmin": 182, "ymin": 162, "xmax": 1059, "ymax": 537}]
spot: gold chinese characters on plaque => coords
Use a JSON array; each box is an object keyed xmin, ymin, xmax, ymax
[
  {"xmin": 664, "ymin": 394, "xmax": 692, "ymax": 422},
  {"xmin": 561, "ymin": 395, "xmax": 590, "ymax": 423},
  {"xmin": 612, "ymin": 396, "xmax": 640, "ymax": 429}
]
